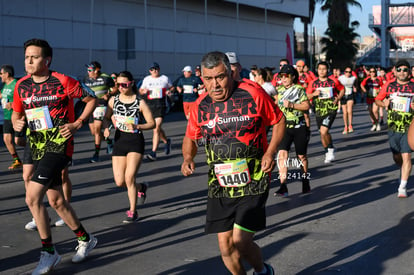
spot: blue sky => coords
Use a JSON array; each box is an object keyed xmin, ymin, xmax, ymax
[{"xmin": 295, "ymin": 0, "xmax": 410, "ymax": 38}]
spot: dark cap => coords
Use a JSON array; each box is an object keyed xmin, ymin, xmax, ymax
[
  {"xmin": 395, "ymin": 59, "xmax": 411, "ymax": 69},
  {"xmin": 279, "ymin": 64, "xmax": 296, "ymax": 75},
  {"xmin": 195, "ymin": 65, "xmax": 201, "ymax": 70},
  {"xmin": 150, "ymin": 62, "xmax": 160, "ymax": 70},
  {"xmin": 279, "ymin": 64, "xmax": 298, "ymax": 83},
  {"xmin": 85, "ymin": 61, "xmax": 101, "ymax": 69},
  {"xmin": 250, "ymin": 65, "xmax": 258, "ymax": 70}
]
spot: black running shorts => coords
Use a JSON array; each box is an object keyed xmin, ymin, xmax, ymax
[{"xmin": 205, "ymin": 192, "xmax": 269, "ymax": 233}]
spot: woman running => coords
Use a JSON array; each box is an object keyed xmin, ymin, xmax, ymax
[
  {"xmin": 273, "ymin": 65, "xmax": 311, "ymax": 197},
  {"xmin": 338, "ymin": 66, "xmax": 357, "ymax": 134},
  {"xmin": 361, "ymin": 67, "xmax": 384, "ymax": 132},
  {"xmin": 103, "ymin": 71, "xmax": 155, "ymax": 223}
]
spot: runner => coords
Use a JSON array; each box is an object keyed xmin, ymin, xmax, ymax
[
  {"xmin": 176, "ymin": 65, "xmax": 204, "ymax": 119},
  {"xmin": 273, "ymin": 65, "xmax": 311, "ymax": 197},
  {"xmin": 12, "ymin": 38, "xmax": 98, "ymax": 274},
  {"xmin": 375, "ymin": 59, "xmax": 414, "ymax": 198},
  {"xmin": 306, "ymin": 61, "xmax": 344, "ymax": 164},
  {"xmin": 295, "ymin": 60, "xmax": 312, "ymax": 131},
  {"xmin": 253, "ymin": 67, "xmax": 277, "ymax": 96},
  {"xmin": 338, "ymin": 66, "xmax": 357, "ymax": 134},
  {"xmin": 271, "ymin": 58, "xmax": 289, "ymax": 89},
  {"xmin": 139, "ymin": 62, "xmax": 173, "ymax": 161},
  {"xmin": 0, "ymin": 64, "xmax": 24, "ymax": 170},
  {"xmin": 181, "ymin": 51, "xmax": 285, "ymax": 275},
  {"xmin": 84, "ymin": 61, "xmax": 115, "ymax": 163},
  {"xmin": 103, "ymin": 71, "xmax": 155, "ymax": 223},
  {"xmin": 361, "ymin": 67, "xmax": 384, "ymax": 132}
]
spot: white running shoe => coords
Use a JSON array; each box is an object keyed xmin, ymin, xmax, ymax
[
  {"xmin": 370, "ymin": 124, "xmax": 376, "ymax": 131},
  {"xmin": 25, "ymin": 218, "xmax": 37, "ymax": 231},
  {"xmin": 31, "ymin": 250, "xmax": 61, "ymax": 275},
  {"xmin": 376, "ymin": 123, "xmax": 381, "ymax": 131},
  {"xmin": 54, "ymin": 218, "xmax": 65, "ymax": 227},
  {"xmin": 327, "ymin": 148, "xmax": 335, "ymax": 161},
  {"xmin": 72, "ymin": 234, "xmax": 98, "ymax": 263},
  {"xmin": 398, "ymin": 188, "xmax": 408, "ymax": 198},
  {"xmin": 324, "ymin": 153, "xmax": 331, "ymax": 164}
]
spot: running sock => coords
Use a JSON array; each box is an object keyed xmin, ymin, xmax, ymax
[
  {"xmin": 399, "ymin": 180, "xmax": 407, "ymax": 189},
  {"xmin": 12, "ymin": 153, "xmax": 19, "ymax": 159},
  {"xmin": 95, "ymin": 144, "xmax": 100, "ymax": 154},
  {"xmin": 41, "ymin": 236, "xmax": 55, "ymax": 254},
  {"xmin": 73, "ymin": 224, "xmax": 90, "ymax": 242}
]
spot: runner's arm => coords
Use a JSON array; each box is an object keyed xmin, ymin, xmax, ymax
[
  {"xmin": 137, "ymin": 100, "xmax": 155, "ymax": 130},
  {"xmin": 181, "ymin": 136, "xmax": 198, "ymax": 176},
  {"xmin": 11, "ymin": 111, "xmax": 26, "ymax": 132}
]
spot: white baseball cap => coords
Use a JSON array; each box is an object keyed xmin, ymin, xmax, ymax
[
  {"xmin": 225, "ymin": 52, "xmax": 239, "ymax": 64},
  {"xmin": 182, "ymin": 65, "xmax": 192, "ymax": 72}
]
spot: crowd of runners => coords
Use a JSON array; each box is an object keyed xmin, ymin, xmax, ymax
[{"xmin": 1, "ymin": 38, "xmax": 414, "ymax": 275}]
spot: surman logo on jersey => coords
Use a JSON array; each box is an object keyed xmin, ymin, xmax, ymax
[
  {"xmin": 206, "ymin": 115, "xmax": 250, "ymax": 129},
  {"xmin": 23, "ymin": 95, "xmax": 58, "ymax": 105}
]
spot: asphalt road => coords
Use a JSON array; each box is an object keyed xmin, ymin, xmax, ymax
[{"xmin": 1, "ymin": 103, "xmax": 414, "ymax": 275}]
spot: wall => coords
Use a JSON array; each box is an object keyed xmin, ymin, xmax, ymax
[{"xmin": 0, "ymin": 0, "xmax": 297, "ymax": 80}]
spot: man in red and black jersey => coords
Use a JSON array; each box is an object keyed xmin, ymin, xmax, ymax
[
  {"xmin": 181, "ymin": 51, "xmax": 285, "ymax": 275},
  {"xmin": 12, "ymin": 38, "xmax": 98, "ymax": 274},
  {"xmin": 375, "ymin": 59, "xmax": 414, "ymax": 199},
  {"xmin": 307, "ymin": 61, "xmax": 344, "ymax": 164}
]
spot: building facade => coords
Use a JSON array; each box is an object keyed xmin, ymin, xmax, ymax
[{"xmin": 0, "ymin": 0, "xmax": 309, "ymax": 79}]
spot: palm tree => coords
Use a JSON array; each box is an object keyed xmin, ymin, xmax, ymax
[
  {"xmin": 320, "ymin": 21, "xmax": 360, "ymax": 68},
  {"xmin": 319, "ymin": 0, "xmax": 362, "ymax": 68}
]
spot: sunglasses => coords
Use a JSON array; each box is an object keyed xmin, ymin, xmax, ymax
[
  {"xmin": 118, "ymin": 81, "xmax": 133, "ymax": 88},
  {"xmin": 345, "ymin": 71, "xmax": 352, "ymax": 73},
  {"xmin": 280, "ymin": 73, "xmax": 291, "ymax": 78},
  {"xmin": 396, "ymin": 67, "xmax": 409, "ymax": 73},
  {"xmin": 369, "ymin": 70, "xmax": 376, "ymax": 73},
  {"xmin": 87, "ymin": 69, "xmax": 94, "ymax": 72}
]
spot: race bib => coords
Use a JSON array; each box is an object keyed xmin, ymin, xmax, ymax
[
  {"xmin": 368, "ymin": 88, "xmax": 379, "ymax": 98},
  {"xmin": 318, "ymin": 87, "xmax": 333, "ymax": 99},
  {"xmin": 93, "ymin": 106, "xmax": 107, "ymax": 119},
  {"xmin": 183, "ymin": 85, "xmax": 194, "ymax": 94},
  {"xmin": 345, "ymin": 86, "xmax": 353, "ymax": 96},
  {"xmin": 391, "ymin": 96, "xmax": 411, "ymax": 112},
  {"xmin": 25, "ymin": 106, "xmax": 54, "ymax": 131},
  {"xmin": 214, "ymin": 159, "xmax": 251, "ymax": 187},
  {"xmin": 114, "ymin": 115, "xmax": 139, "ymax": 133},
  {"xmin": 149, "ymin": 88, "xmax": 164, "ymax": 99},
  {"xmin": 1, "ymin": 98, "xmax": 8, "ymax": 109}
]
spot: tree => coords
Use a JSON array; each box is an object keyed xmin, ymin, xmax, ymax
[
  {"xmin": 320, "ymin": 21, "xmax": 360, "ymax": 68},
  {"xmin": 319, "ymin": 0, "xmax": 362, "ymax": 68}
]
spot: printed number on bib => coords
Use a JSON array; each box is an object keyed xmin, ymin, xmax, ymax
[
  {"xmin": 25, "ymin": 106, "xmax": 54, "ymax": 131},
  {"xmin": 149, "ymin": 88, "xmax": 164, "ymax": 99},
  {"xmin": 115, "ymin": 115, "xmax": 139, "ymax": 133},
  {"xmin": 214, "ymin": 159, "xmax": 251, "ymax": 187},
  {"xmin": 183, "ymin": 85, "xmax": 194, "ymax": 94},
  {"xmin": 93, "ymin": 106, "xmax": 107, "ymax": 119},
  {"xmin": 318, "ymin": 87, "xmax": 333, "ymax": 99},
  {"xmin": 391, "ymin": 96, "xmax": 411, "ymax": 112}
]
